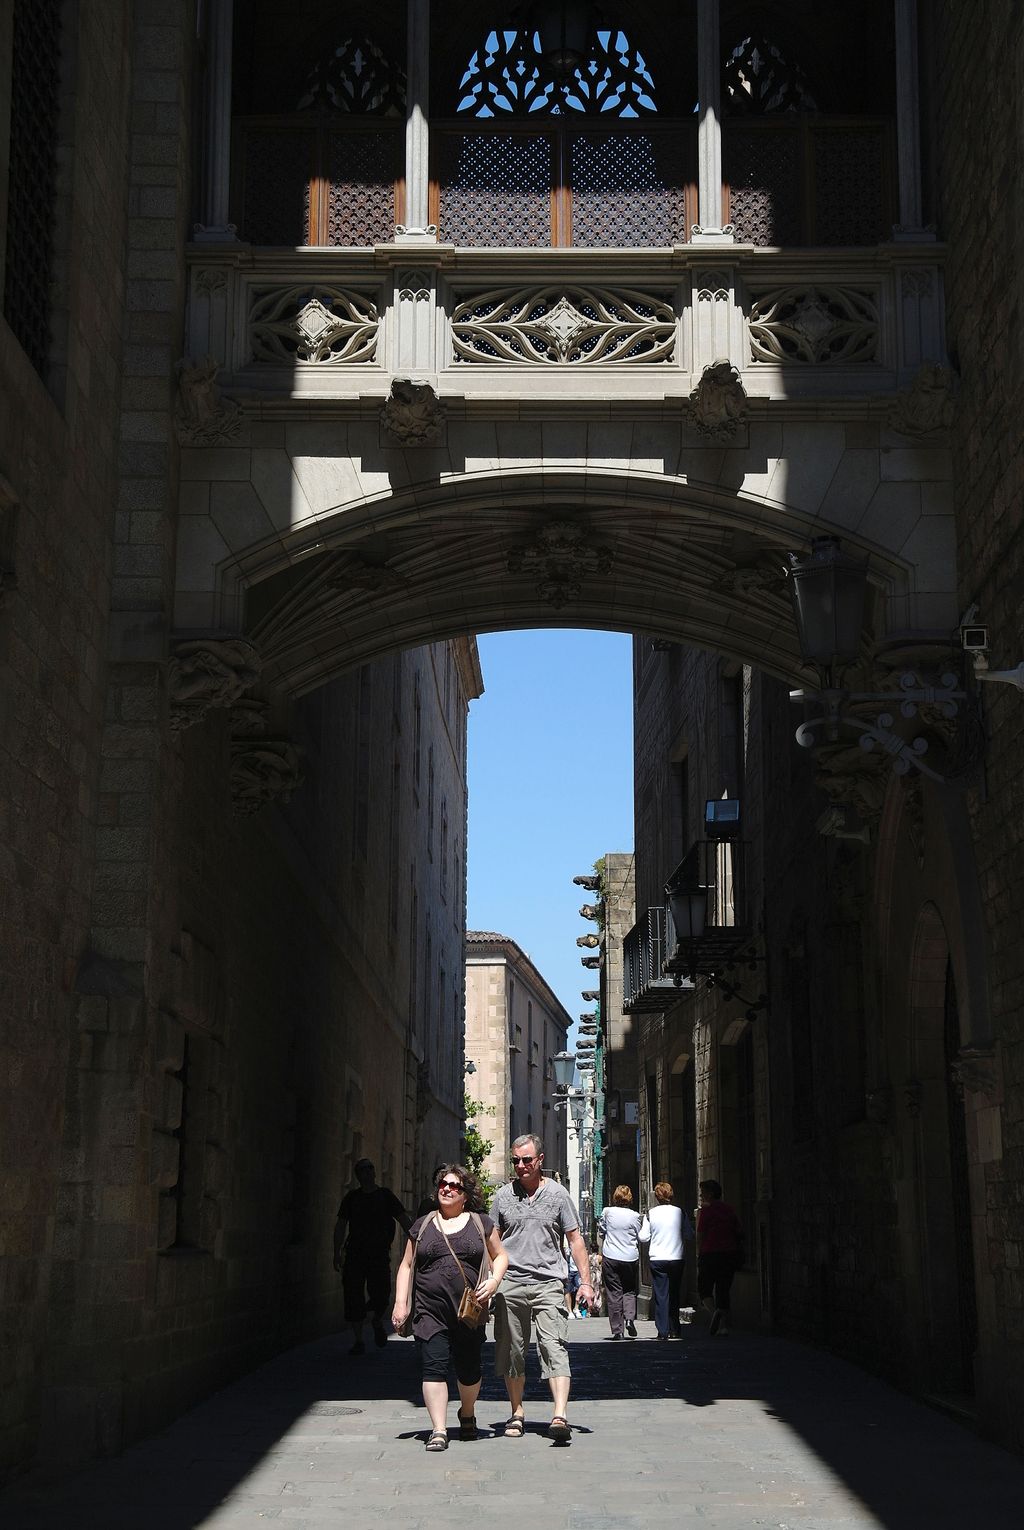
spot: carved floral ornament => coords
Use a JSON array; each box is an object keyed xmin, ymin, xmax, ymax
[
  {"xmin": 748, "ymin": 284, "xmax": 879, "ymax": 364},
  {"xmin": 168, "ymin": 639, "xmax": 262, "ymax": 731},
  {"xmin": 451, "ymin": 285, "xmax": 675, "ymax": 365},
  {"xmin": 506, "ymin": 520, "xmax": 613, "ymax": 609}
]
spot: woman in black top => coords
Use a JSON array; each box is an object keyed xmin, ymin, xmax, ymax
[{"xmin": 393, "ymin": 1163, "xmax": 508, "ymax": 1451}]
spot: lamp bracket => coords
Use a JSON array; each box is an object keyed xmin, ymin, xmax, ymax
[{"xmin": 790, "ymin": 670, "xmax": 982, "ymax": 786}]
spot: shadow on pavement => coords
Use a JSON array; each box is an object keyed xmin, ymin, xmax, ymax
[{"xmin": 2, "ymin": 1324, "xmax": 1024, "ymax": 1529}]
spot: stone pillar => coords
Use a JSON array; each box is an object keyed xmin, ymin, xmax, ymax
[
  {"xmin": 193, "ymin": 0, "xmax": 237, "ymax": 241},
  {"xmin": 693, "ymin": 0, "xmax": 733, "ymax": 244},
  {"xmin": 396, "ymin": 0, "xmax": 436, "ymax": 241},
  {"xmin": 893, "ymin": 0, "xmax": 933, "ymax": 240}
]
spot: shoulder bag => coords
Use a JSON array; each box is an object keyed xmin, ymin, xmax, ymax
[{"xmin": 436, "ymin": 1211, "xmax": 492, "ymax": 1329}]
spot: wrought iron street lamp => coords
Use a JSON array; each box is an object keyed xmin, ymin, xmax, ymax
[
  {"xmin": 552, "ymin": 1051, "xmax": 576, "ymax": 1089},
  {"xmin": 787, "ymin": 535, "xmax": 978, "ymax": 785}
]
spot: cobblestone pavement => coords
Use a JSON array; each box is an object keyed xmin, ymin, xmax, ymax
[{"xmin": 4, "ymin": 1318, "xmax": 1024, "ymax": 1530}]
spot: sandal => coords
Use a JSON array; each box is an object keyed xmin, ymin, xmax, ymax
[
  {"xmin": 425, "ymin": 1430, "xmax": 449, "ymax": 1451},
  {"xmin": 504, "ymin": 1414, "xmax": 525, "ymax": 1438},
  {"xmin": 547, "ymin": 1415, "xmax": 572, "ymax": 1443},
  {"xmin": 457, "ymin": 1411, "xmax": 478, "ymax": 1441}
]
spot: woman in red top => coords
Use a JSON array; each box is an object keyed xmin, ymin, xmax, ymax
[{"xmin": 695, "ymin": 1179, "xmax": 743, "ymax": 1336}]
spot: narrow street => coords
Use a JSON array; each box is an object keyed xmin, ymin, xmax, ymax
[{"xmin": 4, "ymin": 1320, "xmax": 1022, "ymax": 1530}]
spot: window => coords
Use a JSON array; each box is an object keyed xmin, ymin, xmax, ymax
[
  {"xmin": 413, "ymin": 675, "xmax": 422, "ymax": 792},
  {"xmin": 457, "ymin": 28, "xmax": 658, "ymax": 118},
  {"xmin": 3, "ymin": 0, "xmax": 63, "ymax": 378},
  {"xmin": 427, "ymin": 746, "xmax": 435, "ymax": 860},
  {"xmin": 440, "ymin": 798, "xmax": 449, "ymax": 898}
]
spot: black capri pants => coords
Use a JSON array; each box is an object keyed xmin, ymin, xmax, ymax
[{"xmin": 417, "ymin": 1325, "xmax": 485, "ymax": 1385}]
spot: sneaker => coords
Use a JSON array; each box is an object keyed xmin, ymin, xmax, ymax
[
  {"xmin": 350, "ymin": 1339, "xmax": 366, "ymax": 1355},
  {"xmin": 609, "ymin": 1332, "xmax": 623, "ymax": 1340},
  {"xmin": 709, "ymin": 1309, "xmax": 723, "ymax": 1337},
  {"xmin": 625, "ymin": 1321, "xmax": 637, "ymax": 1337},
  {"xmin": 373, "ymin": 1320, "xmax": 387, "ymax": 1348}
]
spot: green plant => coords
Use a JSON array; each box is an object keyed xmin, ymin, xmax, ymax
[{"xmin": 463, "ymin": 1091, "xmax": 497, "ymax": 1205}]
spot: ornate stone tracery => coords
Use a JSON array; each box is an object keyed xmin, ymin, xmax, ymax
[
  {"xmin": 168, "ymin": 639, "xmax": 262, "ymax": 732},
  {"xmin": 457, "ymin": 28, "xmax": 658, "ymax": 118},
  {"xmin": 451, "ymin": 285, "xmax": 675, "ymax": 364},
  {"xmin": 248, "ymin": 286, "xmax": 379, "ymax": 366},
  {"xmin": 505, "ymin": 520, "xmax": 613, "ymax": 608},
  {"xmin": 748, "ymin": 284, "xmax": 879, "ymax": 364}
]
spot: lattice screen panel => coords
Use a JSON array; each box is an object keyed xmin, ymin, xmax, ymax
[
  {"xmin": 323, "ymin": 128, "xmax": 400, "ymax": 245},
  {"xmin": 3, "ymin": 0, "xmax": 62, "ymax": 376},
  {"xmin": 241, "ymin": 127, "xmax": 314, "ymax": 246},
  {"xmin": 569, "ymin": 133, "xmax": 689, "ymax": 247},
  {"xmin": 436, "ymin": 132, "xmax": 553, "ymax": 247},
  {"xmin": 813, "ymin": 128, "xmax": 890, "ymax": 246},
  {"xmin": 723, "ymin": 125, "xmax": 801, "ymax": 247}
]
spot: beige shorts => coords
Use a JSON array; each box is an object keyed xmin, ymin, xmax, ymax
[{"xmin": 493, "ymin": 1275, "xmax": 571, "ymax": 1379}]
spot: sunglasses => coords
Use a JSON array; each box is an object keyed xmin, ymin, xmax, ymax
[
  {"xmin": 438, "ymin": 1180, "xmax": 464, "ymax": 1192},
  {"xmin": 511, "ymin": 1155, "xmax": 536, "ymax": 1165}
]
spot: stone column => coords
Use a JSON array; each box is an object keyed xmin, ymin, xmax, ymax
[
  {"xmin": 194, "ymin": 0, "xmax": 237, "ymax": 241},
  {"xmin": 396, "ymin": 0, "xmax": 436, "ymax": 241},
  {"xmin": 893, "ymin": 0, "xmax": 933, "ymax": 240},
  {"xmin": 693, "ymin": 0, "xmax": 733, "ymax": 244}
]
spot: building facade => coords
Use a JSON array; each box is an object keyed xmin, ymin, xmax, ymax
[
  {"xmin": 2, "ymin": 0, "xmax": 1024, "ymax": 1479},
  {"xmin": 465, "ymin": 932, "xmax": 571, "ymax": 1189}
]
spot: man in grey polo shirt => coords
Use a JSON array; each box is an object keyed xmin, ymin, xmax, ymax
[{"xmin": 492, "ymin": 1132, "xmax": 595, "ymax": 1444}]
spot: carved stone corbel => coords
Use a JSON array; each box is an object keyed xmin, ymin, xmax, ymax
[
  {"xmin": 174, "ymin": 355, "xmax": 243, "ymax": 446},
  {"xmin": 229, "ymin": 738, "xmax": 304, "ymax": 817},
  {"xmin": 950, "ymin": 1044, "xmax": 998, "ymax": 1097},
  {"xmin": 888, "ymin": 362, "xmax": 956, "ymax": 438},
  {"xmin": 685, "ymin": 359, "xmax": 749, "ymax": 441},
  {"xmin": 168, "ymin": 638, "xmax": 262, "ymax": 731},
  {"xmin": 380, "ymin": 378, "xmax": 447, "ymax": 447}
]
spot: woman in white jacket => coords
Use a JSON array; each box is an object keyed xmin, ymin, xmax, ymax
[
  {"xmin": 597, "ymin": 1186, "xmax": 646, "ymax": 1339},
  {"xmin": 640, "ymin": 1181, "xmax": 693, "ymax": 1340}
]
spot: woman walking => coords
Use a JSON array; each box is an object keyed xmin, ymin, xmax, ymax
[
  {"xmin": 598, "ymin": 1186, "xmax": 646, "ymax": 1339},
  {"xmin": 642, "ymin": 1182, "xmax": 692, "ymax": 1340},
  {"xmin": 392, "ymin": 1163, "xmax": 508, "ymax": 1451}
]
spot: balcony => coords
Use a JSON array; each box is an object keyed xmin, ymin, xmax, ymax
[
  {"xmin": 663, "ymin": 839, "xmax": 751, "ymax": 979},
  {"xmin": 623, "ymin": 906, "xmax": 691, "ymax": 1015}
]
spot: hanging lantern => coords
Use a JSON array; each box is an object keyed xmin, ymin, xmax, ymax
[{"xmin": 535, "ymin": 2, "xmax": 594, "ymax": 80}]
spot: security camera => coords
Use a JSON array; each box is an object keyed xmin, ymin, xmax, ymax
[{"xmin": 961, "ymin": 624, "xmax": 989, "ymax": 653}]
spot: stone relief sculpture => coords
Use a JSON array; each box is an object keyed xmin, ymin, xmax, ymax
[
  {"xmin": 380, "ymin": 379, "xmax": 447, "ymax": 447},
  {"xmin": 888, "ymin": 363, "xmax": 956, "ymax": 437},
  {"xmin": 325, "ymin": 552, "xmax": 410, "ymax": 595},
  {"xmin": 229, "ymin": 740, "xmax": 304, "ymax": 817},
  {"xmin": 168, "ymin": 638, "xmax": 262, "ymax": 731},
  {"xmin": 506, "ymin": 520, "xmax": 613, "ymax": 608},
  {"xmin": 685, "ymin": 359, "xmax": 749, "ymax": 440},
  {"xmin": 174, "ymin": 356, "xmax": 243, "ymax": 446}
]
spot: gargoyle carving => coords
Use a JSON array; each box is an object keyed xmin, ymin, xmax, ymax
[
  {"xmin": 579, "ymin": 904, "xmax": 602, "ymax": 922},
  {"xmin": 230, "ymin": 739, "xmax": 304, "ymax": 817},
  {"xmin": 888, "ymin": 363, "xmax": 956, "ymax": 438},
  {"xmin": 380, "ymin": 378, "xmax": 447, "ymax": 447},
  {"xmin": 168, "ymin": 638, "xmax": 261, "ymax": 731},
  {"xmin": 174, "ymin": 356, "xmax": 243, "ymax": 446},
  {"xmin": 685, "ymin": 359, "xmax": 749, "ymax": 441}
]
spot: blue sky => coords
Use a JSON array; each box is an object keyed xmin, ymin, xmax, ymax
[{"xmin": 466, "ymin": 629, "xmax": 635, "ymax": 1037}]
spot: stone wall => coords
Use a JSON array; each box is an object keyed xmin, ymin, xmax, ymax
[
  {"xmin": 935, "ymin": 0, "xmax": 1024, "ymax": 1451},
  {"xmin": 0, "ymin": 1, "xmax": 134, "ymax": 1481}
]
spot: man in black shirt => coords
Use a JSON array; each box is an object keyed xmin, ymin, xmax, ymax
[{"xmin": 333, "ymin": 1158, "xmax": 412, "ymax": 1353}]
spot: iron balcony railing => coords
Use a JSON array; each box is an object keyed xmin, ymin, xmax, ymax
[{"xmin": 623, "ymin": 906, "xmax": 692, "ymax": 1014}]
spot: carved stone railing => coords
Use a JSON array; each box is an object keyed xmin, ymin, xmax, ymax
[{"xmin": 184, "ymin": 244, "xmax": 947, "ymax": 407}]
